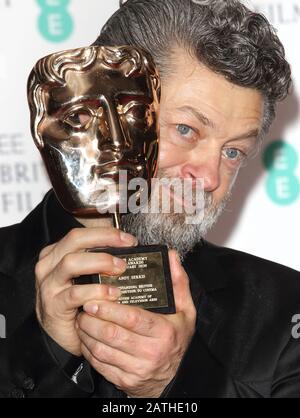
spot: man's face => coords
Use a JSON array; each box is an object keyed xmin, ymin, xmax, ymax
[
  {"xmin": 121, "ymin": 48, "xmax": 264, "ymax": 257},
  {"xmin": 157, "ymin": 48, "xmax": 263, "ymax": 208},
  {"xmin": 37, "ymin": 52, "xmax": 158, "ymax": 215}
]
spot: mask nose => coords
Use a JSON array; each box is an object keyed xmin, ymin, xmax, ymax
[{"xmin": 96, "ymin": 98, "xmax": 127, "ymax": 154}]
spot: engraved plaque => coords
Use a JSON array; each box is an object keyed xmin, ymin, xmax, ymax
[{"xmin": 75, "ymin": 245, "xmax": 175, "ymax": 314}]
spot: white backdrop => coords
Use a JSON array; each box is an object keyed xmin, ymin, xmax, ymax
[{"xmin": 0, "ymin": 0, "xmax": 299, "ymax": 271}]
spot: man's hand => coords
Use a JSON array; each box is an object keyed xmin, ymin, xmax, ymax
[
  {"xmin": 77, "ymin": 250, "xmax": 196, "ymax": 397},
  {"xmin": 35, "ymin": 227, "xmax": 137, "ymax": 356}
]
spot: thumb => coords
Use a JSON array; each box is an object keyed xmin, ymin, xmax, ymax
[{"xmin": 168, "ymin": 250, "xmax": 195, "ymax": 316}]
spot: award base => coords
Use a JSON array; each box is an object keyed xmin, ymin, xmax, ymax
[{"xmin": 74, "ymin": 245, "xmax": 175, "ymax": 314}]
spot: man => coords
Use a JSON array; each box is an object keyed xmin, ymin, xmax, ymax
[{"xmin": 0, "ymin": 0, "xmax": 299, "ymax": 398}]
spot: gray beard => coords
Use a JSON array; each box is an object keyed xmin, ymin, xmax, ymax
[{"xmin": 121, "ymin": 191, "xmax": 230, "ymax": 260}]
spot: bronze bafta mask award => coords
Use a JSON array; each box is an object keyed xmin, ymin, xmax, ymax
[{"xmin": 28, "ymin": 45, "xmax": 175, "ymax": 314}]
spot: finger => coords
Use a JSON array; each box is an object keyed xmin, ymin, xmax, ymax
[
  {"xmin": 39, "ymin": 244, "xmax": 56, "ymax": 261},
  {"xmin": 168, "ymin": 250, "xmax": 196, "ymax": 317},
  {"xmin": 40, "ymin": 227, "xmax": 138, "ymax": 277},
  {"xmin": 78, "ymin": 329, "xmax": 138, "ymax": 374},
  {"xmin": 81, "ymin": 342, "xmax": 132, "ymax": 391},
  {"xmin": 82, "ymin": 300, "xmax": 165, "ymax": 338},
  {"xmin": 77, "ymin": 311, "xmax": 149, "ymax": 356},
  {"xmin": 49, "ymin": 252, "xmax": 127, "ymax": 287},
  {"xmin": 55, "ymin": 284, "xmax": 121, "ymax": 312}
]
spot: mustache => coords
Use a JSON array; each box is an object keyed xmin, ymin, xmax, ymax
[
  {"xmin": 154, "ymin": 169, "xmax": 215, "ymax": 209},
  {"xmin": 154, "ymin": 168, "xmax": 233, "ymax": 210}
]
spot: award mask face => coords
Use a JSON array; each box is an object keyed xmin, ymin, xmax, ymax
[{"xmin": 28, "ymin": 46, "xmax": 160, "ymax": 216}]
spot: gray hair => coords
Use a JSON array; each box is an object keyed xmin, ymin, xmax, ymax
[{"xmin": 95, "ymin": 0, "xmax": 292, "ymax": 137}]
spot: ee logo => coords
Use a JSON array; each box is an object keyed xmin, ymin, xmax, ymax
[
  {"xmin": 37, "ymin": 0, "xmax": 74, "ymax": 43},
  {"xmin": 263, "ymin": 140, "xmax": 300, "ymax": 206}
]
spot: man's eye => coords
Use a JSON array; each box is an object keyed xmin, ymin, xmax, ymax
[
  {"xmin": 64, "ymin": 111, "xmax": 91, "ymax": 128},
  {"xmin": 223, "ymin": 148, "xmax": 246, "ymax": 161},
  {"xmin": 176, "ymin": 124, "xmax": 194, "ymax": 137}
]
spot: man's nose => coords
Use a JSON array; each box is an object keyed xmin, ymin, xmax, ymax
[{"xmin": 180, "ymin": 154, "xmax": 221, "ymax": 193}]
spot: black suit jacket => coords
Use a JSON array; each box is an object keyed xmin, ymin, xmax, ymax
[{"xmin": 0, "ymin": 191, "xmax": 299, "ymax": 398}]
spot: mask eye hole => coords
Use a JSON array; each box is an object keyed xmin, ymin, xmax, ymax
[
  {"xmin": 130, "ymin": 105, "xmax": 147, "ymax": 120},
  {"xmin": 124, "ymin": 104, "xmax": 149, "ymax": 122},
  {"xmin": 63, "ymin": 110, "xmax": 92, "ymax": 128}
]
